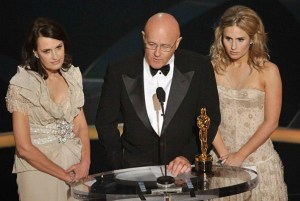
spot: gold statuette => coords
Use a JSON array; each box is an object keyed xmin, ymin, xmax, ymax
[{"xmin": 194, "ymin": 108, "xmax": 213, "ymax": 173}]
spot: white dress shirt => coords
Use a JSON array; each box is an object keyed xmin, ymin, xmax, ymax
[{"xmin": 143, "ymin": 56, "xmax": 174, "ymax": 136}]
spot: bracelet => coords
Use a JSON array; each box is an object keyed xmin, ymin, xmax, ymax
[
  {"xmin": 219, "ymin": 153, "xmax": 230, "ymax": 160},
  {"xmin": 218, "ymin": 153, "xmax": 231, "ymax": 165}
]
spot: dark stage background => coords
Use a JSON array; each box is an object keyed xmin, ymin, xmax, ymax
[{"xmin": 1, "ymin": 0, "xmax": 300, "ymax": 200}]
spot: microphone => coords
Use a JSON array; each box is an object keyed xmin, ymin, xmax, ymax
[
  {"xmin": 156, "ymin": 87, "xmax": 165, "ymax": 103},
  {"xmin": 156, "ymin": 87, "xmax": 165, "ymax": 116},
  {"xmin": 155, "ymin": 87, "xmax": 175, "ymax": 187}
]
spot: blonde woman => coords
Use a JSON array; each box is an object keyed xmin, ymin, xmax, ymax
[{"xmin": 210, "ymin": 5, "xmax": 288, "ymax": 200}]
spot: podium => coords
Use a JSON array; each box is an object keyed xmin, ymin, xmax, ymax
[{"xmin": 71, "ymin": 165, "xmax": 258, "ymax": 201}]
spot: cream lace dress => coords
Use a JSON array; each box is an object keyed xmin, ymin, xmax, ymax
[
  {"xmin": 211, "ymin": 86, "xmax": 288, "ymax": 201},
  {"xmin": 6, "ymin": 65, "xmax": 84, "ymax": 201}
]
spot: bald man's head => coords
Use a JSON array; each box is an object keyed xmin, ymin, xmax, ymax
[
  {"xmin": 144, "ymin": 13, "xmax": 181, "ymax": 38},
  {"xmin": 142, "ymin": 13, "xmax": 182, "ymax": 69}
]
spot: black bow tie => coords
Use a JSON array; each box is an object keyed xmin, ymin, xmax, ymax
[{"xmin": 150, "ymin": 64, "xmax": 170, "ymax": 76}]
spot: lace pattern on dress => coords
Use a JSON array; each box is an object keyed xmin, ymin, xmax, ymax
[{"xmin": 6, "ymin": 85, "xmax": 31, "ymax": 115}]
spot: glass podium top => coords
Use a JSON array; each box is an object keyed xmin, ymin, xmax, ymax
[{"xmin": 72, "ymin": 165, "xmax": 258, "ymax": 201}]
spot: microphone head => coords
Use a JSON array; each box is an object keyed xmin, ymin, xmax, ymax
[{"xmin": 156, "ymin": 87, "xmax": 165, "ymax": 102}]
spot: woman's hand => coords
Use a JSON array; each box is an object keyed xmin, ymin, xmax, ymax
[
  {"xmin": 67, "ymin": 161, "xmax": 90, "ymax": 182},
  {"xmin": 224, "ymin": 152, "xmax": 245, "ymax": 167}
]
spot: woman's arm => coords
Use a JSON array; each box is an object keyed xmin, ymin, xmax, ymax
[
  {"xmin": 13, "ymin": 111, "xmax": 74, "ymax": 183},
  {"xmin": 67, "ymin": 108, "xmax": 90, "ymax": 181},
  {"xmin": 212, "ymin": 130, "xmax": 230, "ymax": 161},
  {"xmin": 226, "ymin": 62, "xmax": 282, "ymax": 166}
]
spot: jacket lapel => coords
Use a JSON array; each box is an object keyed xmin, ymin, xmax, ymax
[
  {"xmin": 122, "ymin": 74, "xmax": 153, "ymax": 132},
  {"xmin": 121, "ymin": 51, "xmax": 195, "ymax": 135},
  {"xmin": 161, "ymin": 66, "xmax": 194, "ymax": 135}
]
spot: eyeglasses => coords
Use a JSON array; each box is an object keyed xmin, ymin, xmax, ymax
[{"xmin": 144, "ymin": 40, "xmax": 178, "ymax": 52}]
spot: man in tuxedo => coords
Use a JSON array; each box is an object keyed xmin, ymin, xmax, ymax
[{"xmin": 95, "ymin": 13, "xmax": 220, "ymax": 176}]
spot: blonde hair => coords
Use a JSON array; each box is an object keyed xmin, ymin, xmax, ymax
[{"xmin": 210, "ymin": 5, "xmax": 269, "ymax": 73}]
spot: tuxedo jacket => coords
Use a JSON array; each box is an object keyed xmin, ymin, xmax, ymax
[{"xmin": 95, "ymin": 49, "xmax": 220, "ymax": 170}]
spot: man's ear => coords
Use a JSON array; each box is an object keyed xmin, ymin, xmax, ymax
[
  {"xmin": 175, "ymin": 37, "xmax": 183, "ymax": 49},
  {"xmin": 141, "ymin": 31, "xmax": 146, "ymax": 42}
]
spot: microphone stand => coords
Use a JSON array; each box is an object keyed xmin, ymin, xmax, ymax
[{"xmin": 156, "ymin": 87, "xmax": 175, "ymax": 187}]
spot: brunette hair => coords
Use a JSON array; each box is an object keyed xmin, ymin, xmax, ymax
[{"xmin": 22, "ymin": 17, "xmax": 72, "ymax": 79}]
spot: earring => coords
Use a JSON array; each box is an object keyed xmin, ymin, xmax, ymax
[
  {"xmin": 250, "ymin": 41, "xmax": 253, "ymax": 45},
  {"xmin": 33, "ymin": 51, "xmax": 39, "ymax": 59}
]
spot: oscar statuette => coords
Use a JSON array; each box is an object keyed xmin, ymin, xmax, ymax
[{"xmin": 194, "ymin": 108, "xmax": 213, "ymax": 173}]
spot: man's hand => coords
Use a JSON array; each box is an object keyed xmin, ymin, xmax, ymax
[{"xmin": 167, "ymin": 156, "xmax": 191, "ymax": 176}]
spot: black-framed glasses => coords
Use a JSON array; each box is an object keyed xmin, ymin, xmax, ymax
[{"xmin": 144, "ymin": 40, "xmax": 178, "ymax": 52}]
